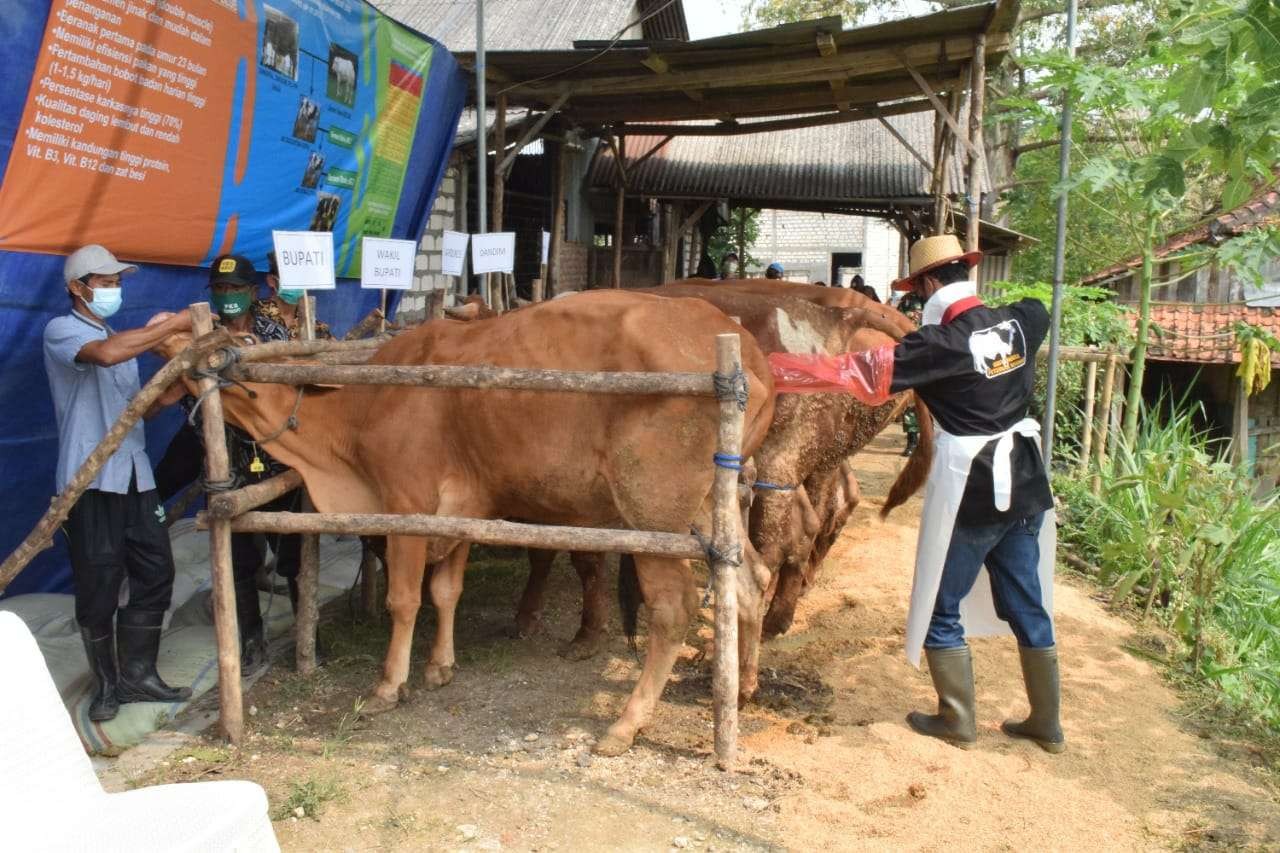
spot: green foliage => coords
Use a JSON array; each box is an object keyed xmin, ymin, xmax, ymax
[
  {"xmin": 275, "ymin": 776, "xmax": 346, "ymax": 820},
  {"xmin": 987, "ymin": 281, "xmax": 1131, "ymax": 459},
  {"xmin": 741, "ymin": 0, "xmax": 870, "ymax": 29},
  {"xmin": 707, "ymin": 207, "xmax": 762, "ymax": 273},
  {"xmin": 1057, "ymin": 404, "xmax": 1280, "ymax": 729}
]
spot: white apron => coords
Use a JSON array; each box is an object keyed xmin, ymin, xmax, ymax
[{"xmin": 904, "ymin": 417, "xmax": 1056, "ymax": 667}]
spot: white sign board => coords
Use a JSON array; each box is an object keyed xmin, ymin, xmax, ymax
[
  {"xmin": 541, "ymin": 230, "xmax": 550, "ymax": 265},
  {"xmin": 272, "ymin": 230, "xmax": 335, "ymax": 289},
  {"xmin": 359, "ymin": 237, "xmax": 415, "ymax": 290},
  {"xmin": 471, "ymin": 232, "xmax": 516, "ymax": 274},
  {"xmin": 442, "ymin": 230, "xmax": 469, "ymax": 277}
]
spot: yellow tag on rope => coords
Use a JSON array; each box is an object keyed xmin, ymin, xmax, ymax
[{"xmin": 249, "ymin": 443, "xmax": 265, "ymax": 474}]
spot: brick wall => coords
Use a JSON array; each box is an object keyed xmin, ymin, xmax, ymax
[
  {"xmin": 398, "ymin": 165, "xmax": 460, "ymax": 323},
  {"xmin": 555, "ymin": 240, "xmax": 590, "ymax": 293}
]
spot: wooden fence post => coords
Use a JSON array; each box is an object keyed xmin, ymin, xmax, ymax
[
  {"xmin": 1079, "ymin": 360, "xmax": 1097, "ymax": 470},
  {"xmin": 1092, "ymin": 354, "xmax": 1118, "ymax": 495},
  {"xmin": 295, "ymin": 296, "xmax": 321, "ymax": 675},
  {"xmin": 712, "ymin": 333, "xmax": 744, "ymax": 771},
  {"xmin": 190, "ymin": 302, "xmax": 244, "ymax": 745}
]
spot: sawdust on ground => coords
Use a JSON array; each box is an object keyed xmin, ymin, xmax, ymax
[{"xmin": 131, "ymin": 433, "xmax": 1279, "ymax": 851}]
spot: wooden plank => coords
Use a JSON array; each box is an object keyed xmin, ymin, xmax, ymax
[
  {"xmin": 191, "ymin": 303, "xmax": 244, "ymax": 745},
  {"xmin": 204, "ymin": 511, "xmax": 706, "ymax": 560},
  {"xmin": 233, "ymin": 361, "xmax": 717, "ymax": 396},
  {"xmin": 520, "ymin": 35, "xmax": 996, "ymax": 100},
  {"xmin": 1079, "ymin": 360, "xmax": 1097, "ymax": 471},
  {"xmin": 711, "ymin": 334, "xmax": 744, "ymax": 771},
  {"xmin": 610, "ymin": 98, "xmax": 930, "ymax": 137},
  {"xmin": 497, "ymin": 93, "xmax": 570, "ymax": 176},
  {"xmin": 896, "ymin": 49, "xmax": 989, "ymax": 179}
]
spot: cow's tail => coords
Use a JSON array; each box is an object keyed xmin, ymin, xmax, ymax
[
  {"xmin": 882, "ymin": 393, "xmax": 933, "ymax": 517},
  {"xmin": 618, "ymin": 553, "xmax": 641, "ymax": 651}
]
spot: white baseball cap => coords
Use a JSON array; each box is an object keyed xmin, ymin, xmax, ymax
[{"xmin": 64, "ymin": 244, "xmax": 138, "ymax": 284}]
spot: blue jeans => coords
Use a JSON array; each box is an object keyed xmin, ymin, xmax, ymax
[{"xmin": 925, "ymin": 511, "xmax": 1054, "ymax": 650}]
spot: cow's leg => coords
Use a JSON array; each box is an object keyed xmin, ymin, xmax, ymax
[
  {"xmin": 595, "ymin": 556, "xmax": 694, "ymax": 756},
  {"xmin": 736, "ymin": 538, "xmax": 772, "ymax": 703},
  {"xmin": 424, "ymin": 542, "xmax": 470, "ymax": 689},
  {"xmin": 515, "ymin": 548, "xmax": 556, "ymax": 638},
  {"xmin": 366, "ymin": 535, "xmax": 427, "ymax": 714},
  {"xmin": 560, "ymin": 552, "xmax": 608, "ymax": 661}
]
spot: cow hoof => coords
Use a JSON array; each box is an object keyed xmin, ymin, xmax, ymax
[
  {"xmin": 513, "ymin": 614, "xmax": 542, "ymax": 639},
  {"xmin": 558, "ymin": 632, "xmax": 605, "ymax": 661},
  {"xmin": 424, "ymin": 663, "xmax": 454, "ymax": 689},
  {"xmin": 593, "ymin": 729, "xmax": 634, "ymax": 757},
  {"xmin": 361, "ymin": 691, "xmax": 400, "ymax": 716}
]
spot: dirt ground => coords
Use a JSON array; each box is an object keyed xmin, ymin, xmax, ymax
[{"xmin": 129, "ymin": 433, "xmax": 1280, "ymax": 851}]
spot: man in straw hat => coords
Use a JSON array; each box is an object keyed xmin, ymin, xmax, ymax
[{"xmin": 769, "ymin": 233, "xmax": 1062, "ymax": 754}]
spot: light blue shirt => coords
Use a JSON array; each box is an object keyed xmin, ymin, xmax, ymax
[{"xmin": 43, "ymin": 311, "xmax": 156, "ymax": 494}]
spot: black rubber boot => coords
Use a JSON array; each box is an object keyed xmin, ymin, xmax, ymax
[
  {"xmin": 79, "ymin": 625, "xmax": 119, "ymax": 722},
  {"xmin": 1002, "ymin": 645, "xmax": 1066, "ymax": 753},
  {"xmin": 235, "ymin": 574, "xmax": 268, "ymax": 677},
  {"xmin": 907, "ymin": 646, "xmax": 977, "ymax": 748},
  {"xmin": 115, "ymin": 609, "xmax": 193, "ymax": 703},
  {"xmin": 901, "ymin": 432, "xmax": 919, "ymax": 457}
]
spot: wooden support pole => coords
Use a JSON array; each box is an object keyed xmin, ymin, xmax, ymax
[
  {"xmin": 531, "ymin": 278, "xmax": 545, "ymax": 302},
  {"xmin": 427, "ymin": 288, "xmax": 447, "ymax": 320},
  {"xmin": 896, "ymin": 49, "xmax": 989, "ymax": 178},
  {"xmin": 1079, "ymin": 360, "xmax": 1097, "ymax": 471},
  {"xmin": 711, "ymin": 333, "xmax": 744, "ymax": 771},
  {"xmin": 190, "ymin": 302, "xmax": 244, "ymax": 745},
  {"xmin": 496, "ymin": 93, "xmax": 570, "ymax": 176},
  {"xmin": 613, "ymin": 135, "xmax": 626, "ymax": 289},
  {"xmin": 877, "ymin": 115, "xmax": 934, "ymax": 173},
  {"xmin": 735, "ymin": 211, "xmax": 746, "ymax": 278},
  {"xmin": 295, "ymin": 296, "xmax": 320, "ymax": 676},
  {"xmin": 1234, "ymin": 378, "xmax": 1250, "ymax": 468},
  {"xmin": 490, "ymin": 94, "xmax": 508, "ymax": 311},
  {"xmin": 661, "ymin": 204, "xmax": 677, "ymax": 282},
  {"xmin": 358, "ymin": 541, "xmax": 382, "ymax": 621},
  {"xmin": 548, "ymin": 139, "xmax": 567, "ymax": 297},
  {"xmin": 1092, "ymin": 354, "xmax": 1118, "ymax": 495},
  {"xmin": 0, "ymin": 330, "xmax": 226, "ymax": 591},
  {"xmin": 966, "ymin": 34, "xmax": 987, "ymax": 254},
  {"xmin": 234, "ymin": 361, "xmax": 716, "ymax": 396},
  {"xmin": 203, "ymin": 511, "xmax": 706, "ymax": 560}
]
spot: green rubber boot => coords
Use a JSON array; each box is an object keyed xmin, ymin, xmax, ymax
[
  {"xmin": 1002, "ymin": 645, "xmax": 1066, "ymax": 754},
  {"xmin": 907, "ymin": 645, "xmax": 977, "ymax": 749}
]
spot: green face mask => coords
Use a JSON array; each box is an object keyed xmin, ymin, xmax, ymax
[
  {"xmin": 212, "ymin": 290, "xmax": 253, "ymax": 318},
  {"xmin": 277, "ymin": 288, "xmax": 304, "ymax": 305}
]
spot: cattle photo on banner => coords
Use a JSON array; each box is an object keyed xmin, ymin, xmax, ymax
[{"xmin": 0, "ymin": 0, "xmax": 465, "ymax": 596}]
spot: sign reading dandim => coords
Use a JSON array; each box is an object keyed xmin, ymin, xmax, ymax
[{"xmin": 0, "ymin": 0, "xmax": 452, "ymax": 278}]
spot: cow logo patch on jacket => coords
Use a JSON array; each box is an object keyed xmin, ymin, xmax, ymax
[{"xmin": 968, "ymin": 320, "xmax": 1026, "ymax": 378}]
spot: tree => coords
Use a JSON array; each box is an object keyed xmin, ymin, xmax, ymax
[
  {"xmin": 1013, "ymin": 0, "xmax": 1280, "ymax": 443},
  {"xmin": 708, "ymin": 207, "xmax": 762, "ymax": 273}
]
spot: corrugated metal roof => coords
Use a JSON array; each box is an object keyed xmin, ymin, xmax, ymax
[
  {"xmin": 370, "ymin": 0, "xmax": 644, "ymax": 51},
  {"xmin": 588, "ymin": 113, "xmax": 971, "ymax": 204}
]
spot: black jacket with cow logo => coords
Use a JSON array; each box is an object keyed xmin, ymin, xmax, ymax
[{"xmin": 889, "ymin": 297, "xmax": 1054, "ymax": 526}]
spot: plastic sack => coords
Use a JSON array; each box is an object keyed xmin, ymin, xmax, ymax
[{"xmin": 768, "ymin": 345, "xmax": 895, "ymax": 405}]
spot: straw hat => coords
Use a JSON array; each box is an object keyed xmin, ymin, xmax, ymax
[{"xmin": 891, "ymin": 234, "xmax": 982, "ymax": 291}]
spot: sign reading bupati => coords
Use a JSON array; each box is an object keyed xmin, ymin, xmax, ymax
[
  {"xmin": 360, "ymin": 236, "xmax": 414, "ymax": 289},
  {"xmin": 470, "ymin": 232, "xmax": 515, "ymax": 274},
  {"xmin": 273, "ymin": 230, "xmax": 335, "ymax": 289},
  {"xmin": 0, "ymin": 0, "xmax": 462, "ymax": 278}
]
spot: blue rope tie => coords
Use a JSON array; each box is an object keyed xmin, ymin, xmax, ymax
[
  {"xmin": 713, "ymin": 452, "xmax": 743, "ymax": 471},
  {"xmin": 753, "ymin": 481, "xmax": 796, "ymax": 491}
]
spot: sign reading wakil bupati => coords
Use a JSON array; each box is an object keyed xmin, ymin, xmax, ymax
[
  {"xmin": 470, "ymin": 232, "xmax": 515, "ymax": 274},
  {"xmin": 0, "ymin": 0, "xmax": 461, "ymax": 278},
  {"xmin": 360, "ymin": 237, "xmax": 414, "ymax": 289},
  {"xmin": 273, "ymin": 230, "xmax": 335, "ymax": 289}
]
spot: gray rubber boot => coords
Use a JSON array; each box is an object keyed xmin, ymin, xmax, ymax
[
  {"xmin": 1002, "ymin": 645, "xmax": 1066, "ymax": 753},
  {"xmin": 907, "ymin": 645, "xmax": 977, "ymax": 748}
]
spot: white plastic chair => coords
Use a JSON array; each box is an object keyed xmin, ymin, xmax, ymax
[{"xmin": 0, "ymin": 611, "xmax": 279, "ymax": 852}]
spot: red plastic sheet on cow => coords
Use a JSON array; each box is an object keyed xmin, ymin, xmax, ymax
[{"xmin": 768, "ymin": 346, "xmax": 895, "ymax": 406}]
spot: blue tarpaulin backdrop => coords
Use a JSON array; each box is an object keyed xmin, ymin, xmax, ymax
[{"xmin": 0, "ymin": 1, "xmax": 463, "ymax": 597}]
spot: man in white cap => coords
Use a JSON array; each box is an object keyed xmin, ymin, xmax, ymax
[
  {"xmin": 43, "ymin": 245, "xmax": 195, "ymax": 722},
  {"xmin": 769, "ymin": 233, "xmax": 1062, "ymax": 754}
]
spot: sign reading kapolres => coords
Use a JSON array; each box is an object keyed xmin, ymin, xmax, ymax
[{"xmin": 0, "ymin": 0, "xmax": 461, "ymax": 278}]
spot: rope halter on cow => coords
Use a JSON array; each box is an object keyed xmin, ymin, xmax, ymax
[{"xmin": 712, "ymin": 365, "xmax": 749, "ymax": 412}]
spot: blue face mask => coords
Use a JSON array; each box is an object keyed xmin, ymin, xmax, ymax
[
  {"xmin": 86, "ymin": 286, "xmax": 122, "ymax": 319},
  {"xmin": 277, "ymin": 288, "xmax": 304, "ymax": 305}
]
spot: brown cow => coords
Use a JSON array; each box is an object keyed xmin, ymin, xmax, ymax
[
  {"xmin": 514, "ymin": 284, "xmax": 931, "ymax": 646},
  {"xmin": 162, "ymin": 291, "xmax": 775, "ymax": 755}
]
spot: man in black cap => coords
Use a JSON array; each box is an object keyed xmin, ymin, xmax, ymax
[{"xmin": 156, "ymin": 255, "xmax": 303, "ymax": 674}]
